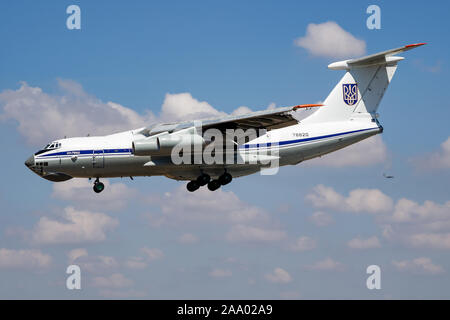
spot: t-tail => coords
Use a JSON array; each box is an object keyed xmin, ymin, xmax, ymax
[{"xmin": 302, "ymin": 43, "xmax": 426, "ymax": 124}]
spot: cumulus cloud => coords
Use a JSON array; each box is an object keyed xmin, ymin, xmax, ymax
[
  {"xmin": 0, "ymin": 80, "xmax": 155, "ymax": 146},
  {"xmin": 306, "ymin": 185, "xmax": 393, "ymax": 214},
  {"xmin": 0, "ymin": 80, "xmax": 260, "ymax": 147},
  {"xmin": 407, "ymin": 233, "xmax": 450, "ymax": 249},
  {"xmin": 209, "ymin": 268, "xmax": 232, "ymax": 278},
  {"xmin": 52, "ymin": 179, "xmax": 137, "ymax": 211},
  {"xmin": 67, "ymin": 248, "xmax": 88, "ymax": 263},
  {"xmin": 231, "ymin": 106, "xmax": 253, "ymax": 116},
  {"xmin": 306, "ymin": 184, "xmax": 450, "ymax": 249},
  {"xmin": 305, "ymin": 258, "xmax": 344, "ymax": 271},
  {"xmin": 144, "ymin": 185, "xmax": 286, "ymax": 246},
  {"xmin": 347, "ymin": 236, "xmax": 381, "ymax": 249},
  {"xmin": 289, "ymin": 236, "xmax": 317, "ymax": 252},
  {"xmin": 265, "ymin": 268, "xmax": 292, "ymax": 284},
  {"xmin": 92, "ymin": 273, "xmax": 134, "ymax": 288},
  {"xmin": 412, "ymin": 137, "xmax": 450, "ymax": 170},
  {"xmin": 0, "ymin": 248, "xmax": 51, "ymax": 269},
  {"xmin": 309, "ymin": 211, "xmax": 334, "ymax": 227},
  {"xmin": 160, "ymin": 92, "xmax": 226, "ymax": 122},
  {"xmin": 294, "ymin": 21, "xmax": 366, "ymax": 59},
  {"xmin": 31, "ymin": 206, "xmax": 118, "ymax": 245},
  {"xmin": 146, "ymin": 185, "xmax": 270, "ymax": 227},
  {"xmin": 382, "ymin": 199, "xmax": 450, "ymax": 249},
  {"xmin": 123, "ymin": 248, "xmax": 163, "ymax": 270},
  {"xmin": 306, "ymin": 136, "xmax": 388, "ymax": 167},
  {"xmin": 226, "ymin": 224, "xmax": 287, "ymax": 244},
  {"xmin": 390, "ymin": 198, "xmax": 450, "ymax": 224},
  {"xmin": 79, "ymin": 256, "xmax": 119, "ymax": 274},
  {"xmin": 392, "ymin": 257, "xmax": 444, "ymax": 275}
]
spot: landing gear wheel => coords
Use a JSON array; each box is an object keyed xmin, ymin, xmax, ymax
[
  {"xmin": 93, "ymin": 181, "xmax": 105, "ymax": 193},
  {"xmin": 196, "ymin": 174, "xmax": 210, "ymax": 186},
  {"xmin": 186, "ymin": 180, "xmax": 200, "ymax": 192},
  {"xmin": 207, "ymin": 180, "xmax": 221, "ymax": 191},
  {"xmin": 219, "ymin": 173, "xmax": 232, "ymax": 185}
]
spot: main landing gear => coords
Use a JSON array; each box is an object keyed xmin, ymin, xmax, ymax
[
  {"xmin": 93, "ymin": 178, "xmax": 105, "ymax": 193},
  {"xmin": 186, "ymin": 172, "xmax": 232, "ymax": 192}
]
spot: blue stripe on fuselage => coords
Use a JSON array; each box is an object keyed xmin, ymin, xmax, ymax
[
  {"xmin": 36, "ymin": 128, "xmax": 379, "ymax": 158},
  {"xmin": 239, "ymin": 127, "xmax": 377, "ymax": 150}
]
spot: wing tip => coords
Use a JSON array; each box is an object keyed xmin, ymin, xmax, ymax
[
  {"xmin": 292, "ymin": 104, "xmax": 324, "ymax": 110},
  {"xmin": 405, "ymin": 42, "xmax": 427, "ymax": 48}
]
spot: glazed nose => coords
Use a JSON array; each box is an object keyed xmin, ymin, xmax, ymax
[{"xmin": 24, "ymin": 155, "xmax": 34, "ymax": 167}]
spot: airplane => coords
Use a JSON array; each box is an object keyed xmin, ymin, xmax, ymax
[
  {"xmin": 383, "ymin": 173, "xmax": 394, "ymax": 179},
  {"xmin": 25, "ymin": 43, "xmax": 425, "ymax": 193}
]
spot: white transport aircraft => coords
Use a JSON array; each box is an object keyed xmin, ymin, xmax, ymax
[{"xmin": 25, "ymin": 43, "xmax": 424, "ymax": 193}]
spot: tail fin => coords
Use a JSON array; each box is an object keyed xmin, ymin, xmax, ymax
[{"xmin": 303, "ymin": 43, "xmax": 425, "ymax": 124}]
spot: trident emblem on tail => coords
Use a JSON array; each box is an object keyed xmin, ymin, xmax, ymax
[{"xmin": 343, "ymin": 83, "xmax": 358, "ymax": 106}]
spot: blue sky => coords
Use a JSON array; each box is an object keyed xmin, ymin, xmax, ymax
[{"xmin": 0, "ymin": 0, "xmax": 449, "ymax": 299}]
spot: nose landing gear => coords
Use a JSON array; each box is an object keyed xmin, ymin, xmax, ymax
[{"xmin": 93, "ymin": 178, "xmax": 105, "ymax": 193}]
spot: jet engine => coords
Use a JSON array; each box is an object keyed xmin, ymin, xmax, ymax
[{"xmin": 132, "ymin": 132, "xmax": 205, "ymax": 156}]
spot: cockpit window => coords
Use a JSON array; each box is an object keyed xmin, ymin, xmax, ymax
[{"xmin": 35, "ymin": 142, "xmax": 62, "ymax": 156}]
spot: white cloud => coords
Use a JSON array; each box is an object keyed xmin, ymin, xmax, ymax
[
  {"xmin": 231, "ymin": 106, "xmax": 253, "ymax": 116},
  {"xmin": 0, "ymin": 80, "xmax": 258, "ymax": 147},
  {"xmin": 305, "ymin": 258, "xmax": 344, "ymax": 271},
  {"xmin": 65, "ymin": 248, "xmax": 120, "ymax": 274},
  {"xmin": 226, "ymin": 224, "xmax": 287, "ymax": 244},
  {"xmin": 306, "ymin": 185, "xmax": 393, "ymax": 214},
  {"xmin": 92, "ymin": 273, "xmax": 133, "ymax": 288},
  {"xmin": 290, "ymin": 236, "xmax": 317, "ymax": 252},
  {"xmin": 294, "ymin": 21, "xmax": 366, "ymax": 59},
  {"xmin": 178, "ymin": 233, "xmax": 199, "ymax": 244},
  {"xmin": 306, "ymin": 136, "xmax": 387, "ymax": 167},
  {"xmin": 67, "ymin": 248, "xmax": 88, "ymax": 263},
  {"xmin": 413, "ymin": 137, "xmax": 450, "ymax": 170},
  {"xmin": 31, "ymin": 206, "xmax": 118, "ymax": 245},
  {"xmin": 392, "ymin": 257, "xmax": 444, "ymax": 275},
  {"xmin": 52, "ymin": 179, "xmax": 137, "ymax": 211},
  {"xmin": 309, "ymin": 211, "xmax": 334, "ymax": 227},
  {"xmin": 0, "ymin": 248, "xmax": 51, "ymax": 269},
  {"xmin": 141, "ymin": 248, "xmax": 164, "ymax": 261},
  {"xmin": 390, "ymin": 198, "xmax": 450, "ymax": 223},
  {"xmin": 265, "ymin": 267, "xmax": 292, "ymax": 284},
  {"xmin": 0, "ymin": 80, "xmax": 154, "ymax": 146},
  {"xmin": 209, "ymin": 268, "xmax": 232, "ymax": 278},
  {"xmin": 160, "ymin": 92, "xmax": 226, "ymax": 122},
  {"xmin": 407, "ymin": 233, "xmax": 450, "ymax": 249},
  {"xmin": 347, "ymin": 236, "xmax": 381, "ymax": 249},
  {"xmin": 76, "ymin": 255, "xmax": 119, "ymax": 274},
  {"xmin": 306, "ymin": 184, "xmax": 450, "ymax": 250},
  {"xmin": 146, "ymin": 185, "xmax": 270, "ymax": 227}
]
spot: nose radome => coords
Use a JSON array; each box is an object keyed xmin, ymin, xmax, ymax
[{"xmin": 24, "ymin": 155, "xmax": 34, "ymax": 167}]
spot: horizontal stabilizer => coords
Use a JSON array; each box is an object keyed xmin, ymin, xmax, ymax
[{"xmin": 328, "ymin": 43, "xmax": 426, "ymax": 70}]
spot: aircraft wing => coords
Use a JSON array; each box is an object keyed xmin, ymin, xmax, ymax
[{"xmin": 143, "ymin": 104, "xmax": 323, "ymax": 135}]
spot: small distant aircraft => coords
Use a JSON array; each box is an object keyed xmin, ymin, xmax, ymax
[
  {"xmin": 25, "ymin": 43, "xmax": 425, "ymax": 193},
  {"xmin": 383, "ymin": 173, "xmax": 394, "ymax": 179}
]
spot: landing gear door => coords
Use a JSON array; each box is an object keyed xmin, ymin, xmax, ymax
[{"xmin": 93, "ymin": 150, "xmax": 104, "ymax": 168}]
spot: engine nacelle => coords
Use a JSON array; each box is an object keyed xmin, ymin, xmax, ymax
[{"xmin": 132, "ymin": 133, "xmax": 205, "ymax": 156}]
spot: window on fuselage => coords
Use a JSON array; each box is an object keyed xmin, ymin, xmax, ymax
[{"xmin": 34, "ymin": 141, "xmax": 62, "ymax": 156}]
